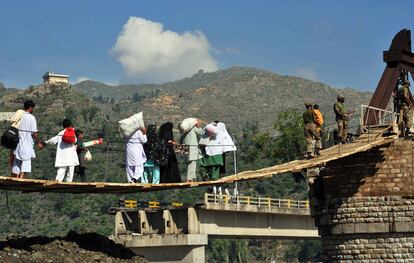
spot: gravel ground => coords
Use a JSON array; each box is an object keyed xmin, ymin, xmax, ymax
[{"xmin": 0, "ymin": 231, "xmax": 147, "ymax": 263}]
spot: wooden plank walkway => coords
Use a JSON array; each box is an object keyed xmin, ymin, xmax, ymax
[{"xmin": 0, "ymin": 128, "xmax": 397, "ymax": 194}]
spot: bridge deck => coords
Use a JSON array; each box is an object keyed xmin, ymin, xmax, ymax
[{"xmin": 0, "ymin": 128, "xmax": 396, "ymax": 194}]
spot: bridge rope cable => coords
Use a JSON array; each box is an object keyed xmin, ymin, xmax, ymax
[
  {"xmin": 0, "ymin": 125, "xmax": 239, "ymax": 147},
  {"xmin": 3, "ymin": 101, "xmax": 378, "ymax": 147},
  {"xmin": 0, "ymin": 106, "xmax": 365, "ymax": 137},
  {"xmin": 0, "ymin": 108, "xmax": 388, "ymax": 150},
  {"xmin": 0, "ymin": 110, "xmax": 391, "ymax": 184},
  {"xmin": 2, "ymin": 104, "xmax": 367, "ymax": 132},
  {"xmin": 0, "ymin": 111, "xmax": 377, "ymax": 157}
]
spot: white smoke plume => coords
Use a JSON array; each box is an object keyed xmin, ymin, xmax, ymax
[{"xmin": 111, "ymin": 17, "xmax": 219, "ymax": 83}]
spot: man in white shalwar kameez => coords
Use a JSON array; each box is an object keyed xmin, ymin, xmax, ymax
[
  {"xmin": 182, "ymin": 123, "xmax": 203, "ymax": 182},
  {"xmin": 12, "ymin": 100, "xmax": 43, "ymax": 178},
  {"xmin": 46, "ymin": 119, "xmax": 79, "ymax": 182},
  {"xmin": 125, "ymin": 129, "xmax": 147, "ymax": 183}
]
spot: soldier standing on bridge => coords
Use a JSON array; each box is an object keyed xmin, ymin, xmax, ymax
[
  {"xmin": 395, "ymin": 79, "xmax": 414, "ymax": 137},
  {"xmin": 303, "ymin": 103, "xmax": 321, "ymax": 159},
  {"xmin": 334, "ymin": 95, "xmax": 351, "ymax": 144}
]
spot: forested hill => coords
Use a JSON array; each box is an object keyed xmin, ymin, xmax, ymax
[
  {"xmin": 74, "ymin": 67, "xmax": 265, "ymax": 100},
  {"xmin": 74, "ymin": 66, "xmax": 372, "ymax": 132}
]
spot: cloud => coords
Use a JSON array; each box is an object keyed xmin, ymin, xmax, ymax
[
  {"xmin": 111, "ymin": 17, "xmax": 219, "ymax": 83},
  {"xmin": 295, "ymin": 67, "xmax": 319, "ymax": 82},
  {"xmin": 75, "ymin": 76, "xmax": 90, "ymax": 83}
]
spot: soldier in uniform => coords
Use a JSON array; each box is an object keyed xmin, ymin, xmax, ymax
[
  {"xmin": 396, "ymin": 79, "xmax": 414, "ymax": 137},
  {"xmin": 303, "ymin": 103, "xmax": 321, "ymax": 159},
  {"xmin": 334, "ymin": 95, "xmax": 349, "ymax": 144}
]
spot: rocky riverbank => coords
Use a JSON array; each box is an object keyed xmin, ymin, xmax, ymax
[{"xmin": 0, "ymin": 231, "xmax": 147, "ymax": 263}]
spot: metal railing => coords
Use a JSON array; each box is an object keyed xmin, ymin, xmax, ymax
[
  {"xmin": 116, "ymin": 200, "xmax": 183, "ymax": 209},
  {"xmin": 204, "ymin": 193, "xmax": 309, "ymax": 209},
  {"xmin": 360, "ymin": 105, "xmax": 396, "ymax": 130}
]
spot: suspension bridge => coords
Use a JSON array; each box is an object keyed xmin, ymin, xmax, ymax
[{"xmin": 0, "ymin": 124, "xmax": 396, "ymax": 193}]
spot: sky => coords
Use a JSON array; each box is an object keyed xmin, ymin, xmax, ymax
[{"xmin": 0, "ymin": 0, "xmax": 413, "ymax": 90}]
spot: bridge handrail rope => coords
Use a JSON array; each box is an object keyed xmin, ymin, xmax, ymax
[
  {"xmin": 0, "ymin": 125, "xmax": 238, "ymax": 147},
  {"xmin": 0, "ymin": 126, "xmax": 394, "ymax": 194},
  {"xmin": 0, "ymin": 104, "xmax": 368, "ymax": 141},
  {"xmin": 204, "ymin": 193, "xmax": 309, "ymax": 210},
  {"xmin": 0, "ymin": 104, "xmax": 397, "ymax": 191},
  {"xmin": 1, "ymin": 104, "xmax": 388, "ymax": 149}
]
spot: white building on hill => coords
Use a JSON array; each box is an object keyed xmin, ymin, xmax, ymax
[{"xmin": 42, "ymin": 72, "xmax": 69, "ymax": 85}]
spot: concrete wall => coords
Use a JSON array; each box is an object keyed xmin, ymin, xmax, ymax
[
  {"xmin": 309, "ymin": 139, "xmax": 414, "ymax": 261},
  {"xmin": 197, "ymin": 209, "xmax": 318, "ymax": 239},
  {"xmin": 111, "ymin": 234, "xmax": 207, "ymax": 263},
  {"xmin": 44, "ymin": 76, "xmax": 69, "ymax": 84}
]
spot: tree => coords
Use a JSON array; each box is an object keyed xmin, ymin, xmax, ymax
[
  {"xmin": 207, "ymin": 239, "xmax": 249, "ymax": 263},
  {"xmin": 238, "ymin": 109, "xmax": 305, "ymax": 170},
  {"xmin": 65, "ymin": 106, "xmax": 77, "ymax": 121},
  {"xmin": 272, "ymin": 110, "xmax": 305, "ymax": 162},
  {"xmin": 113, "ymin": 104, "xmax": 121, "ymax": 114},
  {"xmin": 229, "ymin": 240, "xmax": 249, "ymax": 262},
  {"xmin": 79, "ymin": 106, "xmax": 100, "ymax": 129},
  {"xmin": 297, "ymin": 240, "xmax": 321, "ymax": 262},
  {"xmin": 207, "ymin": 240, "xmax": 230, "ymax": 262},
  {"xmin": 132, "ymin": 93, "xmax": 145, "ymax": 102},
  {"xmin": 238, "ymin": 122, "xmax": 274, "ymax": 170}
]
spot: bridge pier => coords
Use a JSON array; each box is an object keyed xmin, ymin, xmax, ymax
[
  {"xmin": 309, "ymin": 139, "xmax": 414, "ymax": 261},
  {"xmin": 112, "ymin": 234, "xmax": 207, "ymax": 263}
]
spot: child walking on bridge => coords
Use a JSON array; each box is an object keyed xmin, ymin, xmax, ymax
[{"xmin": 46, "ymin": 119, "xmax": 79, "ymax": 182}]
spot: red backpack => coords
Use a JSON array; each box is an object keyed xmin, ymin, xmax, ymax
[{"xmin": 62, "ymin": 127, "xmax": 76, "ymax": 144}]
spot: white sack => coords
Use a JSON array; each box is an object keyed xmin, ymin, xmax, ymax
[
  {"xmin": 10, "ymin": 109, "xmax": 25, "ymax": 128},
  {"xmin": 180, "ymin": 118, "xmax": 198, "ymax": 133},
  {"xmin": 84, "ymin": 150, "xmax": 92, "ymax": 161},
  {"xmin": 118, "ymin": 112, "xmax": 145, "ymax": 138}
]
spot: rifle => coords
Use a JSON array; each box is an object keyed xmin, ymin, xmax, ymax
[{"xmin": 345, "ymin": 110, "xmax": 355, "ymax": 120}]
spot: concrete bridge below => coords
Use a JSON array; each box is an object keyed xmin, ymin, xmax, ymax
[{"xmin": 109, "ymin": 194, "xmax": 319, "ymax": 263}]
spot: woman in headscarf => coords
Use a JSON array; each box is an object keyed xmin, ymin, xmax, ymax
[
  {"xmin": 158, "ymin": 122, "xmax": 181, "ymax": 183},
  {"xmin": 143, "ymin": 124, "xmax": 163, "ymax": 184}
]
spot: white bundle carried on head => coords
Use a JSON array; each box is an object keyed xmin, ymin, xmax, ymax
[
  {"xmin": 180, "ymin": 118, "xmax": 198, "ymax": 133},
  {"xmin": 199, "ymin": 122, "xmax": 236, "ymax": 156},
  {"xmin": 118, "ymin": 112, "xmax": 145, "ymax": 138}
]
